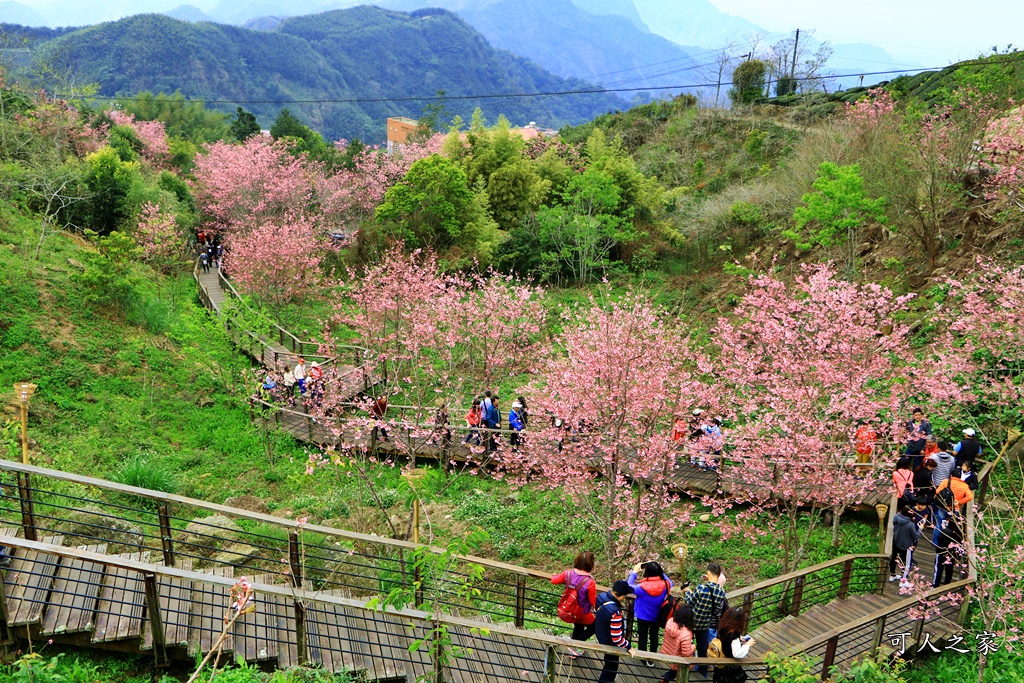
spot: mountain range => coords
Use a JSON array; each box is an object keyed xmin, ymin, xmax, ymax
[{"xmin": 10, "ymin": 7, "xmax": 627, "ymax": 142}]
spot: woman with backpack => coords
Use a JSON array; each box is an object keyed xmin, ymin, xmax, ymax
[
  {"xmin": 658, "ymin": 604, "xmax": 696, "ymax": 683},
  {"xmin": 712, "ymin": 607, "xmax": 754, "ymax": 683},
  {"xmin": 551, "ymin": 551, "xmax": 598, "ymax": 656},
  {"xmin": 627, "ymin": 561, "xmax": 673, "ymax": 662},
  {"xmin": 893, "ymin": 457, "xmax": 915, "ymax": 502}
]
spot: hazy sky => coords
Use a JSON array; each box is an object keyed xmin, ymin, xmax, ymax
[{"xmin": 709, "ymin": 0, "xmax": 1022, "ymax": 64}]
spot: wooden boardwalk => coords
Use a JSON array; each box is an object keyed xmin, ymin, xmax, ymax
[{"xmin": 0, "ymin": 530, "xmax": 968, "ymax": 682}]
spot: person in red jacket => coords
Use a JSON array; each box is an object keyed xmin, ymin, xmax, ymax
[{"xmin": 551, "ymin": 551, "xmax": 598, "ymax": 656}]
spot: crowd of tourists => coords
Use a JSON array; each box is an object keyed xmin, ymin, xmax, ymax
[
  {"xmin": 196, "ymin": 230, "xmax": 223, "ymax": 273},
  {"xmin": 553, "ymin": 555, "xmax": 749, "ymax": 683},
  {"xmin": 887, "ymin": 409, "xmax": 979, "ymax": 591}
]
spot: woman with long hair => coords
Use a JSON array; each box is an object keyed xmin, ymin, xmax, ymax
[
  {"xmin": 713, "ymin": 607, "xmax": 754, "ymax": 683},
  {"xmin": 551, "ymin": 551, "xmax": 598, "ymax": 656}
]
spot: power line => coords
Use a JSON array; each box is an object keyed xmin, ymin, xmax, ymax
[{"xmin": 60, "ymin": 54, "xmax": 1024, "ymax": 107}]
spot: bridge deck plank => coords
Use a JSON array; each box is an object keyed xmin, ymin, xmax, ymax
[
  {"xmin": 232, "ymin": 574, "xmax": 279, "ymax": 662},
  {"xmin": 93, "ymin": 551, "xmax": 148, "ymax": 643},
  {"xmin": 42, "ymin": 543, "xmax": 107, "ymax": 635},
  {"xmin": 4, "ymin": 534, "xmax": 63, "ymax": 626},
  {"xmin": 189, "ymin": 566, "xmax": 234, "ymax": 656}
]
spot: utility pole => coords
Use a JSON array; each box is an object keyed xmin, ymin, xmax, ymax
[{"xmin": 790, "ymin": 28, "xmax": 801, "ymax": 91}]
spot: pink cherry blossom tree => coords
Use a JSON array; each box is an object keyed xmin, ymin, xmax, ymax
[
  {"xmin": 314, "ymin": 246, "xmax": 544, "ymax": 459},
  {"xmin": 711, "ymin": 265, "xmax": 974, "ymax": 572},
  {"xmin": 191, "ymin": 136, "xmax": 315, "ymax": 237},
  {"xmin": 221, "ymin": 213, "xmax": 323, "ymax": 323},
  {"xmin": 318, "ymin": 135, "xmax": 445, "ymax": 229},
  {"xmin": 501, "ymin": 290, "xmax": 705, "ymax": 582},
  {"xmin": 107, "ymin": 109, "xmax": 170, "ymax": 164},
  {"xmin": 135, "ymin": 201, "xmax": 187, "ymax": 275}
]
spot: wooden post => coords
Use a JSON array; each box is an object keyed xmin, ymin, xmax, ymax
[
  {"xmin": 790, "ymin": 575, "xmax": 804, "ymax": 616},
  {"xmin": 911, "ymin": 616, "xmax": 925, "ymax": 653},
  {"xmin": 431, "ymin": 619, "xmax": 445, "ymax": 683},
  {"xmin": 294, "ymin": 601, "xmax": 307, "ymax": 665},
  {"xmin": 977, "ymin": 472, "xmax": 991, "ymax": 509},
  {"xmin": 742, "ymin": 592, "xmax": 753, "ymax": 620},
  {"xmin": 16, "ymin": 473, "xmax": 36, "ymax": 542},
  {"xmin": 158, "ymin": 505, "xmax": 174, "ymax": 566},
  {"xmin": 837, "ymin": 558, "xmax": 853, "ymax": 600},
  {"xmin": 0, "ymin": 570, "xmax": 12, "ymax": 644},
  {"xmin": 821, "ymin": 635, "xmax": 839, "ymax": 677},
  {"xmin": 514, "ymin": 576, "xmax": 527, "ymax": 629},
  {"xmin": 871, "ymin": 614, "xmax": 887, "ymax": 654},
  {"xmin": 144, "ymin": 573, "xmax": 167, "ymax": 666},
  {"xmin": 19, "ymin": 401, "xmax": 29, "ymax": 465},
  {"xmin": 544, "ymin": 645, "xmax": 557, "ymax": 683},
  {"xmin": 624, "ymin": 597, "xmax": 635, "ymax": 642},
  {"xmin": 288, "ymin": 531, "xmax": 303, "ymax": 588}
]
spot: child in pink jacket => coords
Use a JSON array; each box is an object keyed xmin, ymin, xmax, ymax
[{"xmin": 658, "ymin": 604, "xmax": 696, "ymax": 683}]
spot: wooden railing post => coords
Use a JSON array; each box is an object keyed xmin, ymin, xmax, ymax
[
  {"xmin": 911, "ymin": 616, "xmax": 925, "ymax": 653},
  {"xmin": 977, "ymin": 472, "xmax": 991, "ymax": 508},
  {"xmin": 837, "ymin": 558, "xmax": 853, "ymax": 600},
  {"xmin": 870, "ymin": 613, "xmax": 887, "ymax": 654},
  {"xmin": 16, "ymin": 472, "xmax": 37, "ymax": 542},
  {"xmin": 294, "ymin": 601, "xmax": 307, "ymax": 665},
  {"xmin": 0, "ymin": 568, "xmax": 12, "ymax": 644},
  {"xmin": 742, "ymin": 592, "xmax": 753, "ymax": 621},
  {"xmin": 158, "ymin": 505, "xmax": 175, "ymax": 566},
  {"xmin": 431, "ymin": 619, "xmax": 445, "ymax": 683},
  {"xmin": 790, "ymin": 575, "xmax": 805, "ymax": 616},
  {"xmin": 544, "ymin": 645, "xmax": 557, "ymax": 682},
  {"xmin": 144, "ymin": 573, "xmax": 168, "ymax": 666},
  {"xmin": 624, "ymin": 598, "xmax": 635, "ymax": 642},
  {"xmin": 821, "ymin": 634, "xmax": 839, "ymax": 677},
  {"xmin": 514, "ymin": 576, "xmax": 527, "ymax": 628},
  {"xmin": 288, "ymin": 531, "xmax": 303, "ymax": 588}
]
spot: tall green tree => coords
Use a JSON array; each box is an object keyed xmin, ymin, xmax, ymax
[
  {"xmin": 535, "ymin": 169, "xmax": 636, "ymax": 283},
  {"xmin": 729, "ymin": 59, "xmax": 767, "ymax": 105},
  {"xmin": 375, "ymin": 155, "xmax": 478, "ymax": 249},
  {"xmin": 229, "ymin": 106, "xmax": 261, "ymax": 142},
  {"xmin": 81, "ymin": 147, "xmax": 139, "ymax": 235}
]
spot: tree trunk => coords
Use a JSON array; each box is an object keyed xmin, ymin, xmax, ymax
[{"xmin": 831, "ymin": 505, "xmax": 844, "ymax": 547}]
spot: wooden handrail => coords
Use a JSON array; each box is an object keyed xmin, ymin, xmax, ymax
[
  {"xmin": 779, "ymin": 578, "xmax": 972, "ymax": 656},
  {"xmin": 0, "ymin": 460, "xmax": 553, "ymax": 582},
  {"xmin": 727, "ymin": 554, "xmax": 887, "ymax": 601},
  {"xmin": 0, "ymin": 536, "xmax": 756, "ymax": 668}
]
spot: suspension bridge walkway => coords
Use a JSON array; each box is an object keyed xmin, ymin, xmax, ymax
[{"xmin": 0, "ymin": 459, "xmax": 984, "ymax": 681}]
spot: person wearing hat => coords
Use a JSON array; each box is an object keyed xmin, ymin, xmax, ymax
[
  {"xmin": 508, "ymin": 401, "xmax": 525, "ymax": 450},
  {"xmin": 953, "ymin": 428, "xmax": 981, "ymax": 468},
  {"xmin": 594, "ymin": 580, "xmax": 635, "ymax": 681}
]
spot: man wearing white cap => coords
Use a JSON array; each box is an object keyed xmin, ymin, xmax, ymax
[{"xmin": 952, "ymin": 428, "xmax": 981, "ymax": 467}]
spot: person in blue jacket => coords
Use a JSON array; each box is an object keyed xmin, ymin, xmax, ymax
[
  {"xmin": 628, "ymin": 561, "xmax": 672, "ymax": 663},
  {"xmin": 509, "ymin": 401, "xmax": 525, "ymax": 450}
]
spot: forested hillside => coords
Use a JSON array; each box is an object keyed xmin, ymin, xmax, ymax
[{"xmin": 14, "ymin": 7, "xmax": 624, "ymax": 141}]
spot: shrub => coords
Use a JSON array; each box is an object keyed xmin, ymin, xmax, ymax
[{"xmin": 114, "ymin": 453, "xmax": 179, "ymax": 494}]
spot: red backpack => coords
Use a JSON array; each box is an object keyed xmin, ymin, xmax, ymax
[{"xmin": 556, "ymin": 572, "xmax": 593, "ymax": 623}]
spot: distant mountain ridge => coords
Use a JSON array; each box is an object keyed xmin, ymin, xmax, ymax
[{"xmin": 19, "ymin": 7, "xmax": 625, "ymax": 141}]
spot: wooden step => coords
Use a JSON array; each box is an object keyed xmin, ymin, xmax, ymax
[
  {"xmin": 305, "ymin": 596, "xmax": 359, "ymax": 674},
  {"xmin": 4, "ymin": 535, "xmax": 63, "ymax": 626},
  {"xmin": 42, "ymin": 543, "xmax": 108, "ymax": 635},
  {"xmin": 189, "ymin": 566, "xmax": 234, "ymax": 657},
  {"xmin": 92, "ymin": 552, "xmax": 149, "ymax": 643},
  {"xmin": 142, "ymin": 558, "xmax": 194, "ymax": 651},
  {"xmin": 232, "ymin": 574, "xmax": 280, "ymax": 663}
]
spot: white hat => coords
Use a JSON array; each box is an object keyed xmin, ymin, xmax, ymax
[
  {"xmin": 311, "ymin": 362, "xmax": 319, "ymax": 368},
  {"xmin": 512, "ymin": 401, "xmax": 522, "ymax": 408},
  {"xmin": 963, "ymin": 428, "xmax": 976, "ymax": 436},
  {"xmin": 692, "ymin": 408, "xmax": 704, "ymax": 416}
]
